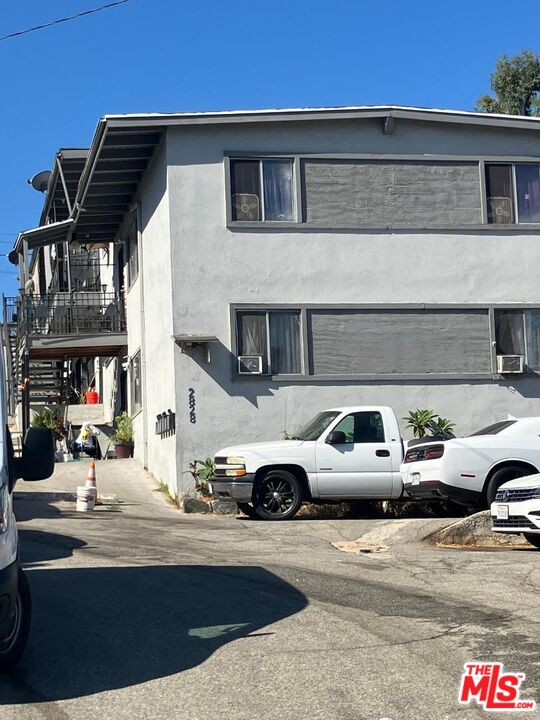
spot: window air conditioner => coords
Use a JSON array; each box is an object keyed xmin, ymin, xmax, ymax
[
  {"xmin": 238, "ymin": 355, "xmax": 263, "ymax": 375},
  {"xmin": 232, "ymin": 193, "xmax": 260, "ymax": 221},
  {"xmin": 497, "ymin": 355, "xmax": 524, "ymax": 374}
]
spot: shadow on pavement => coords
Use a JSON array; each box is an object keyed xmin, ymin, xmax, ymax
[{"xmin": 0, "ymin": 564, "xmax": 307, "ymax": 703}]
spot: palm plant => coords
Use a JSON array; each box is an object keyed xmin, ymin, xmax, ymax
[
  {"xmin": 403, "ymin": 409, "xmax": 437, "ymax": 438},
  {"xmin": 428, "ymin": 416, "xmax": 456, "ymax": 439}
]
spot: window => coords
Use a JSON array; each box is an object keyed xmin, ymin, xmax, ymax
[
  {"xmin": 486, "ymin": 163, "xmax": 540, "ymax": 224},
  {"xmin": 294, "ymin": 411, "xmax": 341, "ymax": 441},
  {"xmin": 495, "ymin": 309, "xmax": 540, "ymax": 369},
  {"xmin": 236, "ymin": 310, "xmax": 302, "ymax": 374},
  {"xmin": 130, "ymin": 350, "xmax": 142, "ymax": 414},
  {"xmin": 124, "ymin": 214, "xmax": 139, "ymax": 287},
  {"xmin": 332, "ymin": 412, "xmax": 385, "ymax": 443},
  {"xmin": 230, "ymin": 158, "xmax": 295, "ymax": 222}
]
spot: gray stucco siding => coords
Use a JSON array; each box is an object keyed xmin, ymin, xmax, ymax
[{"xmin": 303, "ymin": 160, "xmax": 482, "ymax": 226}]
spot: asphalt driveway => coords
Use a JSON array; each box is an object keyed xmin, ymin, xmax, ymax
[{"xmin": 1, "ymin": 461, "xmax": 539, "ymax": 719}]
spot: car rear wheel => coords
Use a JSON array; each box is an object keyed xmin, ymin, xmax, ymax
[
  {"xmin": 485, "ymin": 465, "xmax": 533, "ymax": 507},
  {"xmin": 253, "ymin": 470, "xmax": 303, "ymax": 521},
  {"xmin": 523, "ymin": 533, "xmax": 540, "ymax": 549},
  {"xmin": 0, "ymin": 569, "xmax": 31, "ymax": 673}
]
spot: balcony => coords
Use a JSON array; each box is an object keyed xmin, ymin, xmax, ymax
[{"xmin": 6, "ymin": 292, "xmax": 127, "ymax": 358}]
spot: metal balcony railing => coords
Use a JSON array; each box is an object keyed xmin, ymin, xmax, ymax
[{"xmin": 5, "ymin": 293, "xmax": 126, "ymax": 336}]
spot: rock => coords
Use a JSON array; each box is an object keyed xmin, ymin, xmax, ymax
[
  {"xmin": 210, "ymin": 499, "xmax": 239, "ymax": 515},
  {"xmin": 180, "ymin": 497, "xmax": 209, "ymax": 514},
  {"xmin": 429, "ymin": 510, "xmax": 527, "ymax": 547}
]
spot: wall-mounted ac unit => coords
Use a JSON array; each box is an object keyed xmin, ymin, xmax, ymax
[
  {"xmin": 497, "ymin": 355, "xmax": 524, "ymax": 374},
  {"xmin": 238, "ymin": 355, "xmax": 263, "ymax": 375},
  {"xmin": 232, "ymin": 193, "xmax": 260, "ymax": 221},
  {"xmin": 488, "ymin": 196, "xmax": 513, "ymax": 224}
]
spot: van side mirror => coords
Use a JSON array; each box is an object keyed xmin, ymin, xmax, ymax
[
  {"xmin": 325, "ymin": 430, "xmax": 348, "ymax": 445},
  {"xmin": 12, "ymin": 427, "xmax": 55, "ymax": 486}
]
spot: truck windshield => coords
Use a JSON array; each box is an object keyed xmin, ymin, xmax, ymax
[
  {"xmin": 294, "ymin": 411, "xmax": 341, "ymax": 441},
  {"xmin": 468, "ymin": 420, "xmax": 517, "ymax": 436}
]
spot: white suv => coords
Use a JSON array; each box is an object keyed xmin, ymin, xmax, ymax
[{"xmin": 491, "ymin": 473, "xmax": 540, "ymax": 548}]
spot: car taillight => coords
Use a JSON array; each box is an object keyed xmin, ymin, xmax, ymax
[
  {"xmin": 404, "ymin": 449, "xmax": 420, "ymax": 463},
  {"xmin": 404, "ymin": 444, "xmax": 445, "ymax": 463},
  {"xmin": 424, "ymin": 445, "xmax": 444, "ymax": 460}
]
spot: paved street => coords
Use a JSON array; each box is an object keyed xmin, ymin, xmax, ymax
[{"xmin": 1, "ymin": 461, "xmax": 539, "ymax": 719}]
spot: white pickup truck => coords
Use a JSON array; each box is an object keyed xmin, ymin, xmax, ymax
[{"xmin": 210, "ymin": 406, "xmax": 404, "ymax": 520}]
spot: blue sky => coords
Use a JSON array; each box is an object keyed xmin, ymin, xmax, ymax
[{"xmin": 1, "ymin": 0, "xmax": 539, "ymax": 294}]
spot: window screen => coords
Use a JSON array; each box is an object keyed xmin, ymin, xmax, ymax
[
  {"xmin": 130, "ymin": 350, "xmax": 142, "ymax": 414},
  {"xmin": 485, "ymin": 164, "xmax": 514, "ymax": 224}
]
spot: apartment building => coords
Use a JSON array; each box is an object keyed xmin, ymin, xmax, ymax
[{"xmin": 5, "ymin": 105, "xmax": 540, "ymax": 492}]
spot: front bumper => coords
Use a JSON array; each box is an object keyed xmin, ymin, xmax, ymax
[
  {"xmin": 0, "ymin": 560, "xmax": 18, "ymax": 644},
  {"xmin": 491, "ymin": 499, "xmax": 540, "ymax": 533},
  {"xmin": 210, "ymin": 474, "xmax": 255, "ymax": 503}
]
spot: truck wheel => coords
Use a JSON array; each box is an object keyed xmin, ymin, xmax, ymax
[
  {"xmin": 253, "ymin": 470, "xmax": 303, "ymax": 521},
  {"xmin": 523, "ymin": 533, "xmax": 540, "ymax": 549},
  {"xmin": 0, "ymin": 569, "xmax": 31, "ymax": 673},
  {"xmin": 485, "ymin": 465, "xmax": 532, "ymax": 507}
]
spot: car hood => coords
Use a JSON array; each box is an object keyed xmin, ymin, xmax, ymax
[
  {"xmin": 217, "ymin": 440, "xmax": 305, "ymax": 457},
  {"xmin": 499, "ymin": 472, "xmax": 540, "ymax": 490}
]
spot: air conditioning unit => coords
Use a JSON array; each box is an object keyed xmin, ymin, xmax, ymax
[
  {"xmin": 238, "ymin": 355, "xmax": 263, "ymax": 375},
  {"xmin": 497, "ymin": 355, "xmax": 524, "ymax": 374},
  {"xmin": 488, "ymin": 196, "xmax": 513, "ymax": 224},
  {"xmin": 233, "ymin": 193, "xmax": 260, "ymax": 221}
]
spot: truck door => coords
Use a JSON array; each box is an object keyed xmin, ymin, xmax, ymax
[{"xmin": 315, "ymin": 410, "xmax": 394, "ymax": 497}]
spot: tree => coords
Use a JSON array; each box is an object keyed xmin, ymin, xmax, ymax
[{"xmin": 476, "ymin": 50, "xmax": 540, "ymax": 116}]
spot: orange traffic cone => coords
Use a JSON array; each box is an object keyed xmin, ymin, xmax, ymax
[{"xmin": 86, "ymin": 460, "xmax": 101, "ymax": 505}]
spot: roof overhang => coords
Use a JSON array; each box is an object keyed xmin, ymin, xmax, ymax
[{"xmin": 15, "ymin": 219, "xmax": 74, "ymax": 253}]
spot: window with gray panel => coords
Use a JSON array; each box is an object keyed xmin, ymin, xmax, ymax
[
  {"xmin": 308, "ymin": 309, "xmax": 492, "ymax": 375},
  {"xmin": 302, "ymin": 160, "xmax": 482, "ymax": 226}
]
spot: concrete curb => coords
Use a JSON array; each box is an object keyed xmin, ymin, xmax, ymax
[{"xmin": 428, "ymin": 510, "xmax": 528, "ymax": 547}]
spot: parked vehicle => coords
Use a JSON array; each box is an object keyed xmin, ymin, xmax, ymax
[
  {"xmin": 210, "ymin": 406, "xmax": 404, "ymax": 520},
  {"xmin": 491, "ymin": 474, "xmax": 540, "ymax": 548},
  {"xmin": 401, "ymin": 417, "xmax": 540, "ymax": 509},
  {"xmin": 0, "ymin": 365, "xmax": 54, "ymax": 671}
]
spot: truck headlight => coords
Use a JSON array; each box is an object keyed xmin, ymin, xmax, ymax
[
  {"xmin": 0, "ymin": 484, "xmax": 9, "ymax": 534},
  {"xmin": 534, "ymin": 487, "xmax": 540, "ymax": 499},
  {"xmin": 224, "ymin": 457, "xmax": 246, "ymax": 476}
]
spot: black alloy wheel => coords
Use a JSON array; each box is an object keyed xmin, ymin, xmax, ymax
[{"xmin": 253, "ymin": 469, "xmax": 303, "ymax": 521}]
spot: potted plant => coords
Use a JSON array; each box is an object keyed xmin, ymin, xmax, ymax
[
  {"xmin": 31, "ymin": 407, "xmax": 65, "ymax": 443},
  {"xmin": 112, "ymin": 412, "xmax": 133, "ymax": 459}
]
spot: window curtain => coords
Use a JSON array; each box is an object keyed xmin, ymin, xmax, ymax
[
  {"xmin": 516, "ymin": 165, "xmax": 540, "ymax": 223},
  {"xmin": 269, "ymin": 312, "xmax": 301, "ymax": 374},
  {"xmin": 495, "ymin": 310, "xmax": 525, "ymax": 355},
  {"xmin": 525, "ymin": 311, "xmax": 540, "ymax": 368},
  {"xmin": 238, "ymin": 312, "xmax": 267, "ymax": 357},
  {"xmin": 263, "ymin": 160, "xmax": 294, "ymax": 221}
]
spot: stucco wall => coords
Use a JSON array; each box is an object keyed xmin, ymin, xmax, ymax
[
  {"xmin": 136, "ymin": 138, "xmax": 177, "ymax": 489},
  {"xmin": 163, "ymin": 117, "xmax": 540, "ymax": 491}
]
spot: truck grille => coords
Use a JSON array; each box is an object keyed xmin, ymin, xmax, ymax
[
  {"xmin": 492, "ymin": 515, "xmax": 536, "ymax": 529},
  {"xmin": 494, "ymin": 488, "xmax": 537, "ymax": 502}
]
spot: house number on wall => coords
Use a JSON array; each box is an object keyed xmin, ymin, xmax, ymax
[{"xmin": 188, "ymin": 388, "xmax": 196, "ymax": 424}]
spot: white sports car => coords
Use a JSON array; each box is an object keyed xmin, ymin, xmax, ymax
[
  {"xmin": 491, "ymin": 474, "xmax": 540, "ymax": 548},
  {"xmin": 401, "ymin": 418, "xmax": 540, "ymax": 509}
]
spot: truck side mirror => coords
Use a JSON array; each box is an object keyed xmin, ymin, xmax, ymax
[
  {"xmin": 11, "ymin": 427, "xmax": 55, "ymax": 487},
  {"xmin": 325, "ymin": 430, "xmax": 348, "ymax": 445}
]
